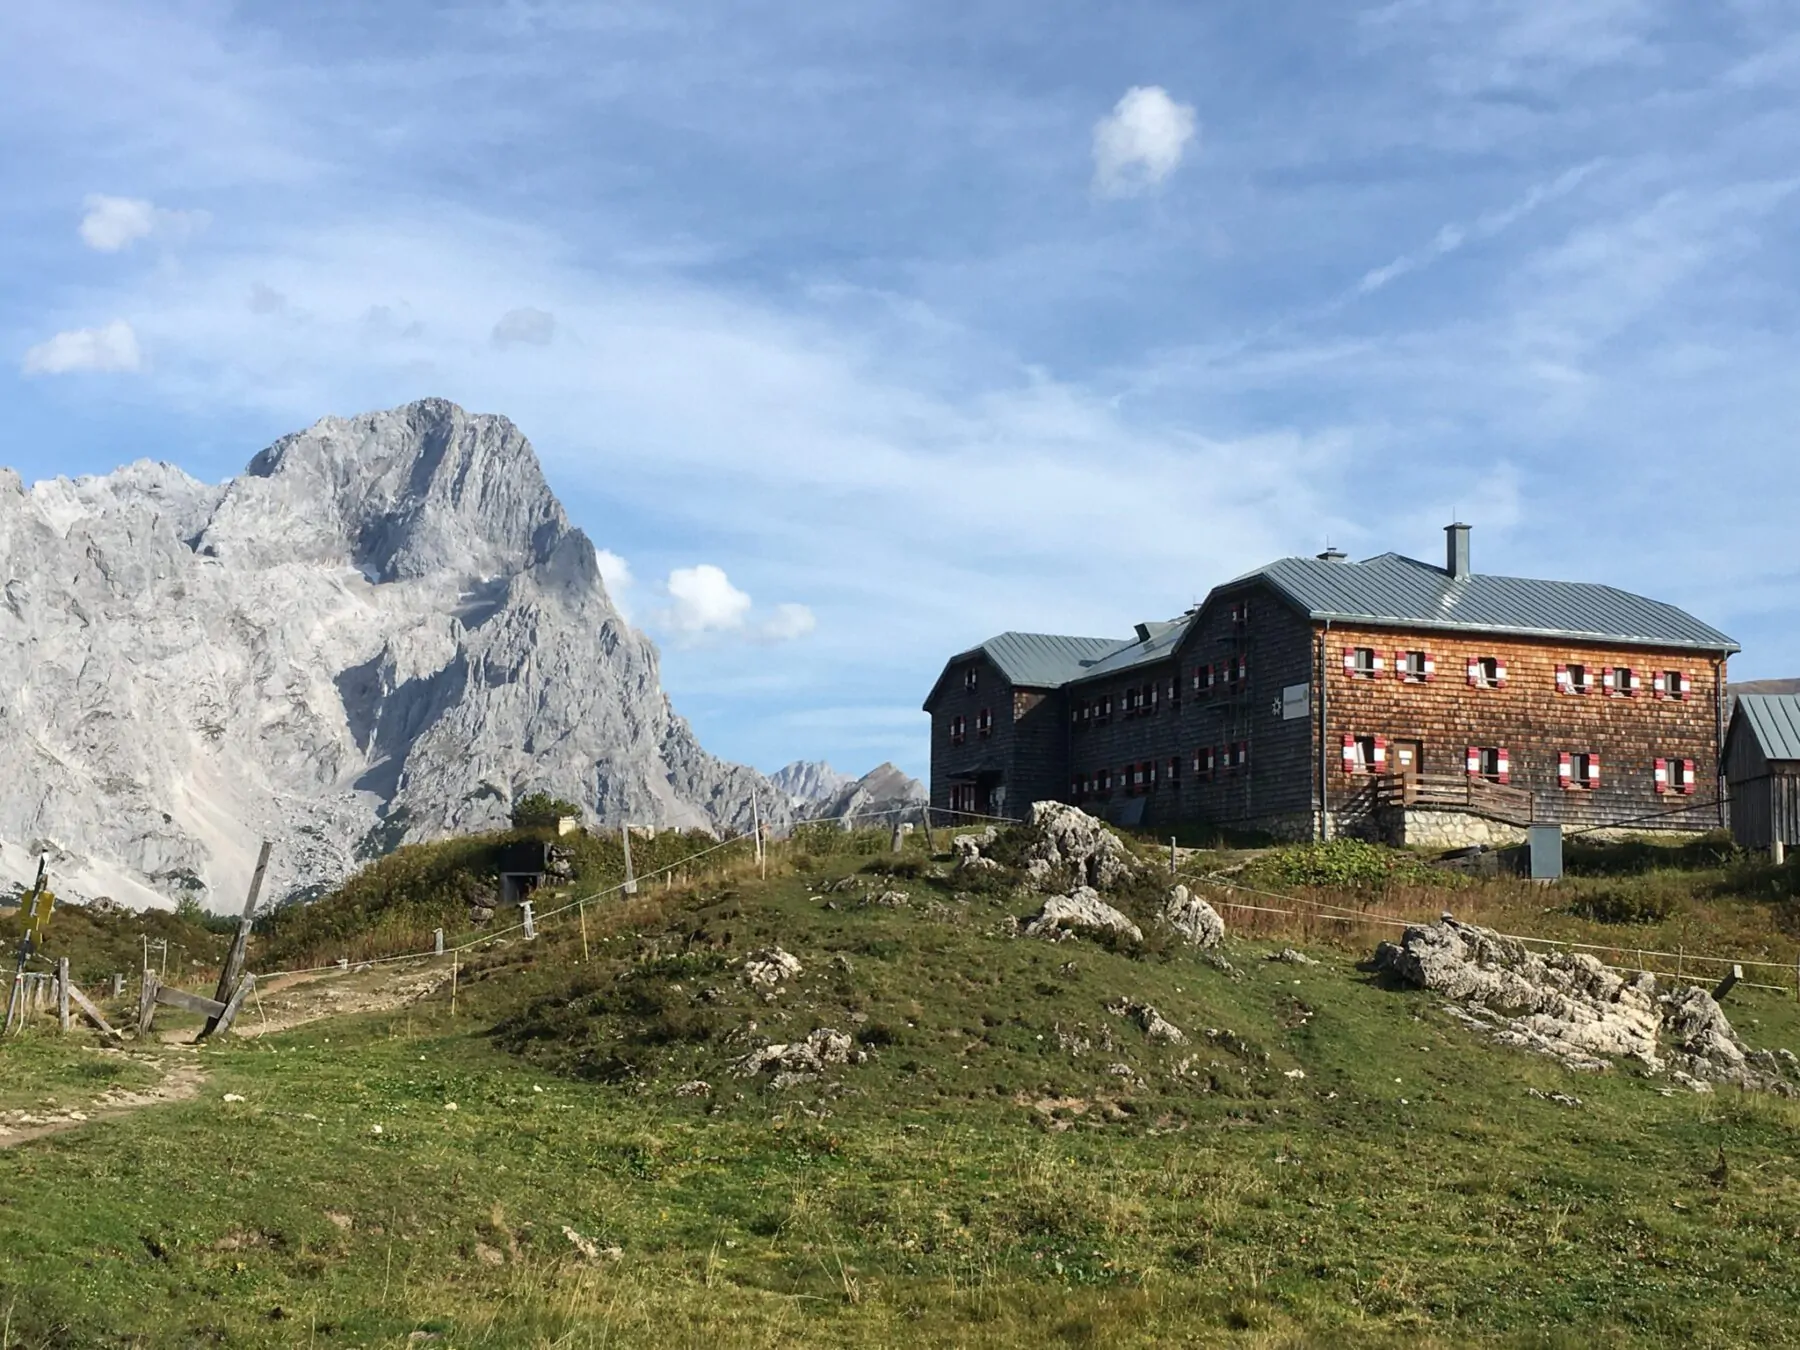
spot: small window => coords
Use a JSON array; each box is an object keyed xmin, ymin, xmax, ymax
[
  {"xmin": 1345, "ymin": 647, "xmax": 1379, "ymax": 678},
  {"xmin": 1223, "ymin": 741, "xmax": 1250, "ymax": 771},
  {"xmin": 1398, "ymin": 650, "xmax": 1432, "ymax": 683},
  {"xmin": 1192, "ymin": 746, "xmax": 1216, "ymax": 779},
  {"xmin": 1098, "ymin": 768, "xmax": 1112, "ymax": 793},
  {"xmin": 1167, "ymin": 756, "xmax": 1182, "ymax": 787},
  {"xmin": 1655, "ymin": 757, "xmax": 1698, "ymax": 796},
  {"xmin": 976, "ymin": 708, "xmax": 993, "ymax": 738},
  {"xmin": 1656, "ymin": 670, "xmax": 1690, "ymax": 700},
  {"xmin": 1192, "ymin": 663, "xmax": 1214, "ymax": 694},
  {"xmin": 1167, "ymin": 677, "xmax": 1181, "ymax": 707},
  {"xmin": 1559, "ymin": 663, "xmax": 1592, "ymax": 695},
  {"xmin": 963, "ymin": 667, "xmax": 979, "ymax": 693},
  {"xmin": 1559, "ymin": 751, "xmax": 1601, "ymax": 790},
  {"xmin": 1230, "ymin": 600, "xmax": 1250, "ymax": 626},
  {"xmin": 1341, "ymin": 734, "xmax": 1385, "ymax": 775},
  {"xmin": 1226, "ymin": 654, "xmax": 1248, "ymax": 685},
  {"xmin": 950, "ymin": 714, "xmax": 966, "ymax": 746},
  {"xmin": 1604, "ymin": 666, "xmax": 1638, "ymax": 698},
  {"xmin": 1465, "ymin": 746, "xmax": 1511, "ymax": 784},
  {"xmin": 1468, "ymin": 655, "xmax": 1505, "ymax": 688},
  {"xmin": 950, "ymin": 784, "xmax": 976, "ymax": 815},
  {"xmin": 1098, "ymin": 694, "xmax": 1114, "ymax": 723}
]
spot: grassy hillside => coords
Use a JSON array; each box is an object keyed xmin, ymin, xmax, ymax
[{"xmin": 2, "ymin": 825, "xmax": 1798, "ymax": 1346}]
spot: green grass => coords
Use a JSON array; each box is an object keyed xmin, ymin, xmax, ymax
[
  {"xmin": 0, "ymin": 1035, "xmax": 159, "ymax": 1113},
  {"xmin": 3, "ymin": 837, "xmax": 1800, "ymax": 1346}
]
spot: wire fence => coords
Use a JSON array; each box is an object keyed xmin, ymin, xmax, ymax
[{"xmin": 1175, "ymin": 868, "xmax": 1800, "ymax": 997}]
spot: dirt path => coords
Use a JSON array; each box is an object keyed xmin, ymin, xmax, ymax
[
  {"xmin": 232, "ymin": 960, "xmax": 450, "ymax": 1039},
  {"xmin": 0, "ymin": 1049, "xmax": 208, "ymax": 1149}
]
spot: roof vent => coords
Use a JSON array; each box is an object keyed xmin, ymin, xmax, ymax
[
  {"xmin": 1445, "ymin": 522, "xmax": 1471, "ymax": 579},
  {"xmin": 1133, "ymin": 622, "xmax": 1153, "ymax": 643},
  {"xmin": 1317, "ymin": 546, "xmax": 1349, "ymax": 563}
]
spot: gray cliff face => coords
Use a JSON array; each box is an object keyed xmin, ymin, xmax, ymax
[
  {"xmin": 770, "ymin": 760, "xmax": 852, "ymax": 809},
  {"xmin": 0, "ymin": 399, "xmax": 789, "ymax": 911},
  {"xmin": 801, "ymin": 763, "xmax": 927, "ymax": 826}
]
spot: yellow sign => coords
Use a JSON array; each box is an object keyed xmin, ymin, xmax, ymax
[{"xmin": 26, "ymin": 890, "xmax": 53, "ymax": 940}]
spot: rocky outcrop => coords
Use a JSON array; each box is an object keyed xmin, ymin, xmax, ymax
[
  {"xmin": 1108, "ymin": 997, "xmax": 1186, "ymax": 1045},
  {"xmin": 732, "ymin": 1028, "xmax": 865, "ymax": 1086},
  {"xmin": 1374, "ymin": 917, "xmax": 1795, "ymax": 1091},
  {"xmin": 1022, "ymin": 887, "xmax": 1143, "ymax": 945},
  {"xmin": 1021, "ymin": 803, "xmax": 1138, "ymax": 892},
  {"xmin": 0, "ymin": 399, "xmax": 791, "ymax": 911},
  {"xmin": 1160, "ymin": 885, "xmax": 1225, "ymax": 948},
  {"xmin": 741, "ymin": 947, "xmax": 803, "ymax": 989},
  {"xmin": 952, "ymin": 826, "xmax": 1002, "ymax": 873}
]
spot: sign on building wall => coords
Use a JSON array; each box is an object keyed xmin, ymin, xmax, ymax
[{"xmin": 1281, "ymin": 682, "xmax": 1311, "ymax": 721}]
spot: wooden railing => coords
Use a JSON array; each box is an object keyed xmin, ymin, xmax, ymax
[{"xmin": 1372, "ymin": 772, "xmax": 1535, "ymax": 824}]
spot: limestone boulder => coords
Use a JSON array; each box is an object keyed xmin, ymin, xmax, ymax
[
  {"xmin": 1021, "ymin": 802, "xmax": 1138, "ymax": 892},
  {"xmin": 1160, "ymin": 885, "xmax": 1225, "ymax": 949},
  {"xmin": 1022, "ymin": 887, "xmax": 1143, "ymax": 945}
]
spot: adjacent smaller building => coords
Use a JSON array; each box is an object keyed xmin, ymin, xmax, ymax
[{"xmin": 1724, "ymin": 694, "xmax": 1800, "ymax": 850}]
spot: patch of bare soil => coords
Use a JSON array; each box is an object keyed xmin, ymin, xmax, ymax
[
  {"xmin": 231, "ymin": 960, "xmax": 451, "ymax": 1039},
  {"xmin": 0, "ymin": 1050, "xmax": 207, "ymax": 1150}
]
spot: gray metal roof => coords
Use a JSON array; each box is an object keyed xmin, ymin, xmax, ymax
[
  {"xmin": 1234, "ymin": 552, "xmax": 1739, "ymax": 653},
  {"xmin": 1069, "ymin": 613, "xmax": 1195, "ymax": 684},
  {"xmin": 977, "ymin": 631, "xmax": 1125, "ymax": 687},
  {"xmin": 1734, "ymin": 694, "xmax": 1800, "ymax": 763}
]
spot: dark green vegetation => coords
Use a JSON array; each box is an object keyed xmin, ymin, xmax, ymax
[
  {"xmin": 2, "ymin": 826, "xmax": 1799, "ymax": 1346},
  {"xmin": 1, "ymin": 896, "xmax": 232, "ymax": 990},
  {"xmin": 510, "ymin": 792, "xmax": 585, "ymax": 830}
]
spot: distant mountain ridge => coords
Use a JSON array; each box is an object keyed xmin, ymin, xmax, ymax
[
  {"xmin": 0, "ymin": 399, "xmax": 791, "ymax": 911},
  {"xmin": 769, "ymin": 761, "xmax": 853, "ymax": 809},
  {"xmin": 799, "ymin": 763, "xmax": 926, "ymax": 827}
]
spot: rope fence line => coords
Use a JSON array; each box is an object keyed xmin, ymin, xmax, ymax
[
  {"xmin": 252, "ymin": 799, "xmax": 963, "ymax": 982},
  {"xmin": 1180, "ymin": 869, "xmax": 1800, "ymax": 996}
]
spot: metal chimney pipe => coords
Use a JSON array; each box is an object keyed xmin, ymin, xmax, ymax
[{"xmin": 1445, "ymin": 523, "xmax": 1471, "ymax": 578}]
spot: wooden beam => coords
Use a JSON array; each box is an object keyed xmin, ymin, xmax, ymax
[
  {"xmin": 206, "ymin": 840, "xmax": 271, "ymax": 1036},
  {"xmin": 65, "ymin": 982, "xmax": 121, "ymax": 1039},
  {"xmin": 58, "ymin": 957, "xmax": 70, "ymax": 1033},
  {"xmin": 199, "ymin": 973, "xmax": 255, "ymax": 1040},
  {"xmin": 153, "ymin": 984, "xmax": 227, "ymax": 1019}
]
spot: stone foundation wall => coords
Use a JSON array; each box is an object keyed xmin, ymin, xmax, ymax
[{"xmin": 1400, "ymin": 810, "xmax": 1527, "ymax": 850}]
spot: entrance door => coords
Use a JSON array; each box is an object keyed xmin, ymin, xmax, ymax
[{"xmin": 1389, "ymin": 740, "xmax": 1423, "ymax": 783}]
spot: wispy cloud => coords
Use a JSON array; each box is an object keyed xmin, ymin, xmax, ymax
[
  {"xmin": 79, "ymin": 194, "xmax": 209, "ymax": 252},
  {"xmin": 22, "ymin": 319, "xmax": 142, "ymax": 374}
]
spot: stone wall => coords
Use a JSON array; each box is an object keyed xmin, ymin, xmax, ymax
[{"xmin": 1399, "ymin": 809, "xmax": 1528, "ymax": 850}]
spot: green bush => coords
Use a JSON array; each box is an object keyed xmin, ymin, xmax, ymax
[
  {"xmin": 1566, "ymin": 880, "xmax": 1684, "ymax": 924},
  {"xmin": 511, "ymin": 792, "xmax": 584, "ymax": 829},
  {"xmin": 1242, "ymin": 839, "xmax": 1450, "ymax": 890},
  {"xmin": 1565, "ymin": 830, "xmax": 1740, "ymax": 877}
]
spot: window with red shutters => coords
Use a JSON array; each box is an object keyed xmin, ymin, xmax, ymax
[{"xmin": 950, "ymin": 715, "xmax": 966, "ymax": 746}]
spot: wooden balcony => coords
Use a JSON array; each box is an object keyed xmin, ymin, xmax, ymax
[{"xmin": 1372, "ymin": 772, "xmax": 1535, "ymax": 825}]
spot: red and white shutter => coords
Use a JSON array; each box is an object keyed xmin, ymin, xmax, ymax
[
  {"xmin": 1556, "ymin": 665, "xmax": 1571, "ymax": 694},
  {"xmin": 1494, "ymin": 658, "xmax": 1508, "ymax": 686},
  {"xmin": 1559, "ymin": 752, "xmax": 1573, "ymax": 788},
  {"xmin": 1373, "ymin": 736, "xmax": 1388, "ymax": 770},
  {"xmin": 1676, "ymin": 672, "xmax": 1691, "ymax": 698},
  {"xmin": 1654, "ymin": 758, "xmax": 1669, "ymax": 794},
  {"xmin": 1653, "ymin": 672, "xmax": 1668, "ymax": 698},
  {"xmin": 1627, "ymin": 669, "xmax": 1641, "ymax": 697},
  {"xmin": 1588, "ymin": 754, "xmax": 1601, "ymax": 789},
  {"xmin": 1467, "ymin": 746, "xmax": 1481, "ymax": 777},
  {"xmin": 1371, "ymin": 652, "xmax": 1385, "ymax": 674},
  {"xmin": 1468, "ymin": 657, "xmax": 1481, "ymax": 687},
  {"xmin": 1601, "ymin": 668, "xmax": 1615, "ymax": 695},
  {"xmin": 1423, "ymin": 651, "xmax": 1436, "ymax": 682},
  {"xmin": 1682, "ymin": 759, "xmax": 1698, "ymax": 795},
  {"xmin": 1395, "ymin": 651, "xmax": 1408, "ymax": 681},
  {"xmin": 1496, "ymin": 748, "xmax": 1511, "ymax": 784},
  {"xmin": 1343, "ymin": 735, "xmax": 1358, "ymax": 774},
  {"xmin": 1343, "ymin": 650, "xmax": 1358, "ymax": 677}
]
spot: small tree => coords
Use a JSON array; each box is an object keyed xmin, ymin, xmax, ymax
[{"xmin": 511, "ymin": 791, "xmax": 583, "ymax": 830}]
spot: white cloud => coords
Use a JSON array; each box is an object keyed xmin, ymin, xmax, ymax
[
  {"xmin": 1091, "ymin": 86, "xmax": 1198, "ymax": 198},
  {"xmin": 79, "ymin": 194, "xmax": 208, "ymax": 252},
  {"xmin": 21, "ymin": 319, "xmax": 142, "ymax": 375},
  {"xmin": 492, "ymin": 306, "xmax": 556, "ymax": 348},
  {"xmin": 594, "ymin": 547, "xmax": 634, "ymax": 616},
  {"xmin": 662, "ymin": 563, "xmax": 753, "ymax": 635},
  {"xmin": 758, "ymin": 602, "xmax": 816, "ymax": 642}
]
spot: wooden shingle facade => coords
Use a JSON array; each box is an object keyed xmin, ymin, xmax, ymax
[
  {"xmin": 1724, "ymin": 695, "xmax": 1800, "ymax": 850},
  {"xmin": 924, "ymin": 526, "xmax": 1740, "ymax": 842}
]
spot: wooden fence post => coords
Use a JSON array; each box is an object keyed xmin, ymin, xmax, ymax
[
  {"xmin": 205, "ymin": 841, "xmax": 271, "ymax": 1038},
  {"xmin": 919, "ymin": 804, "xmax": 935, "ymax": 854},
  {"xmin": 622, "ymin": 826, "xmax": 638, "ymax": 896},
  {"xmin": 138, "ymin": 971, "xmax": 161, "ymax": 1038},
  {"xmin": 434, "ymin": 928, "xmax": 445, "ymax": 957},
  {"xmin": 58, "ymin": 958, "xmax": 70, "ymax": 1033}
]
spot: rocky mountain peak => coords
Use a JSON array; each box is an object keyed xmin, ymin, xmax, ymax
[{"xmin": 0, "ymin": 399, "xmax": 788, "ymax": 912}]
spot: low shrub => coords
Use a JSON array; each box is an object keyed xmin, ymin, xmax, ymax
[
  {"xmin": 1566, "ymin": 880, "xmax": 1684, "ymax": 924},
  {"xmin": 1242, "ymin": 840, "xmax": 1450, "ymax": 890},
  {"xmin": 1566, "ymin": 829, "xmax": 1740, "ymax": 877}
]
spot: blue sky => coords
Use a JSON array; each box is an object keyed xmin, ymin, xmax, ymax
[{"xmin": 5, "ymin": 1, "xmax": 1800, "ymax": 781}]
